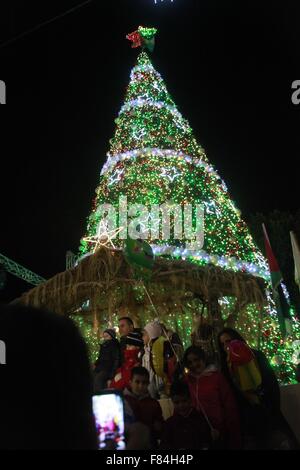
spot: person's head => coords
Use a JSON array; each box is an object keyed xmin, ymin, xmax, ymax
[
  {"xmin": 130, "ymin": 367, "xmax": 150, "ymax": 396},
  {"xmin": 126, "ymin": 422, "xmax": 151, "ymax": 450},
  {"xmin": 125, "ymin": 332, "xmax": 143, "ymax": 350},
  {"xmin": 142, "ymin": 321, "xmax": 162, "ymax": 345},
  {"xmin": 0, "ymin": 304, "xmax": 98, "ymax": 449},
  {"xmin": 218, "ymin": 328, "xmax": 246, "ymax": 353},
  {"xmin": 217, "ymin": 328, "xmax": 246, "ymax": 375},
  {"xmin": 170, "ymin": 381, "xmax": 192, "ymax": 417},
  {"xmin": 118, "ymin": 317, "xmax": 134, "ymax": 337},
  {"xmin": 183, "ymin": 346, "xmax": 206, "ymax": 376},
  {"xmin": 102, "ymin": 329, "xmax": 116, "ymax": 341}
]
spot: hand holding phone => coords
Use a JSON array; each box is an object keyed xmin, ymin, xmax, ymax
[{"xmin": 92, "ymin": 390, "xmax": 126, "ymax": 450}]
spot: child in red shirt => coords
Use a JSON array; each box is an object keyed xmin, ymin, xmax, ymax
[{"xmin": 110, "ymin": 332, "xmax": 143, "ymax": 391}]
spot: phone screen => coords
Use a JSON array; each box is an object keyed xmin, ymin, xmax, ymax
[{"xmin": 92, "ymin": 392, "xmax": 126, "ymax": 450}]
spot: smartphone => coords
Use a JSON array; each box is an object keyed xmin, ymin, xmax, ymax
[{"xmin": 92, "ymin": 390, "xmax": 126, "ymax": 450}]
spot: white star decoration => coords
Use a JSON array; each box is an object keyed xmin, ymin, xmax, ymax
[
  {"xmin": 83, "ymin": 220, "xmax": 123, "ymax": 251},
  {"xmin": 160, "ymin": 167, "xmax": 181, "ymax": 182},
  {"xmin": 203, "ymin": 200, "xmax": 222, "ymax": 218},
  {"xmin": 132, "ymin": 127, "xmax": 147, "ymax": 141},
  {"xmin": 108, "ymin": 167, "xmax": 125, "ymax": 186}
]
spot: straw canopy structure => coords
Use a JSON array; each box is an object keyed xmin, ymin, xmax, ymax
[{"xmin": 16, "ymin": 246, "xmax": 267, "ymax": 333}]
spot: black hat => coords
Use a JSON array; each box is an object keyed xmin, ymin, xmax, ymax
[
  {"xmin": 125, "ymin": 331, "xmax": 143, "ymax": 348},
  {"xmin": 104, "ymin": 328, "xmax": 116, "ymax": 339}
]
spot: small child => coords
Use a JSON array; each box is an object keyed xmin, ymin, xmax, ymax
[
  {"xmin": 110, "ymin": 332, "xmax": 143, "ymax": 391},
  {"xmin": 160, "ymin": 381, "xmax": 211, "ymax": 450},
  {"xmin": 124, "ymin": 366, "xmax": 164, "ymax": 448},
  {"xmin": 94, "ymin": 329, "xmax": 120, "ymax": 393}
]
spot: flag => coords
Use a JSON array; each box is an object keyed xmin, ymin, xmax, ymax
[
  {"xmin": 262, "ymin": 223, "xmax": 291, "ymax": 337},
  {"xmin": 290, "ymin": 231, "xmax": 300, "ymax": 292},
  {"xmin": 126, "ymin": 27, "xmax": 157, "ymax": 53}
]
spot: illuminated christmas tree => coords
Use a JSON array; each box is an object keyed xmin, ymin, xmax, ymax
[
  {"xmin": 78, "ymin": 28, "xmax": 300, "ymax": 382},
  {"xmin": 80, "ymin": 29, "xmax": 267, "ymax": 274}
]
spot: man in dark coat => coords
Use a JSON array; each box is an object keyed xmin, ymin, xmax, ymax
[
  {"xmin": 94, "ymin": 329, "xmax": 121, "ymax": 393},
  {"xmin": 118, "ymin": 317, "xmax": 134, "ymax": 362}
]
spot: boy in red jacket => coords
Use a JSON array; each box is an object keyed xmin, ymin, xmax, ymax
[
  {"xmin": 110, "ymin": 332, "xmax": 143, "ymax": 391},
  {"xmin": 124, "ymin": 366, "xmax": 164, "ymax": 447},
  {"xmin": 183, "ymin": 346, "xmax": 242, "ymax": 449},
  {"xmin": 160, "ymin": 381, "xmax": 211, "ymax": 450}
]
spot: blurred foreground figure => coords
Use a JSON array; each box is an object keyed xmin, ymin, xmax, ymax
[{"xmin": 0, "ymin": 304, "xmax": 98, "ymax": 450}]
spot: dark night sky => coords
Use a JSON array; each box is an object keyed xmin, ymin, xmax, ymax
[{"xmin": 0, "ymin": 0, "xmax": 299, "ymax": 301}]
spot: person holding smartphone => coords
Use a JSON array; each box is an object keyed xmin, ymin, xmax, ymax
[{"xmin": 93, "ymin": 390, "xmax": 126, "ymax": 450}]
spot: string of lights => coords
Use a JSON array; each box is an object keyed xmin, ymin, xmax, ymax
[{"xmin": 79, "ymin": 50, "xmax": 300, "ymax": 383}]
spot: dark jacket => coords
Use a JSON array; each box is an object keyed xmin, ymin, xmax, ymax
[
  {"xmin": 119, "ymin": 336, "xmax": 127, "ymax": 363},
  {"xmin": 120, "ymin": 329, "xmax": 142, "ymax": 364},
  {"xmin": 94, "ymin": 339, "xmax": 120, "ymax": 379},
  {"xmin": 252, "ymin": 349, "xmax": 280, "ymax": 412},
  {"xmin": 160, "ymin": 408, "xmax": 211, "ymax": 450},
  {"xmin": 249, "ymin": 349, "xmax": 298, "ymax": 448},
  {"xmin": 221, "ymin": 347, "xmax": 299, "ymax": 448}
]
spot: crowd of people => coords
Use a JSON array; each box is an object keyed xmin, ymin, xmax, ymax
[
  {"xmin": 0, "ymin": 304, "xmax": 299, "ymax": 450},
  {"xmin": 93, "ymin": 316, "xmax": 299, "ymax": 450}
]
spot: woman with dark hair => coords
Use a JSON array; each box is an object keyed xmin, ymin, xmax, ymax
[
  {"xmin": 182, "ymin": 346, "xmax": 241, "ymax": 449},
  {"xmin": 218, "ymin": 328, "xmax": 280, "ymax": 407},
  {"xmin": 218, "ymin": 328, "xmax": 298, "ymax": 449},
  {"xmin": 94, "ymin": 328, "xmax": 121, "ymax": 392}
]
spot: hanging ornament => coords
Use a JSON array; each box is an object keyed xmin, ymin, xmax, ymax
[{"xmin": 125, "ymin": 238, "xmax": 154, "ymax": 270}]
